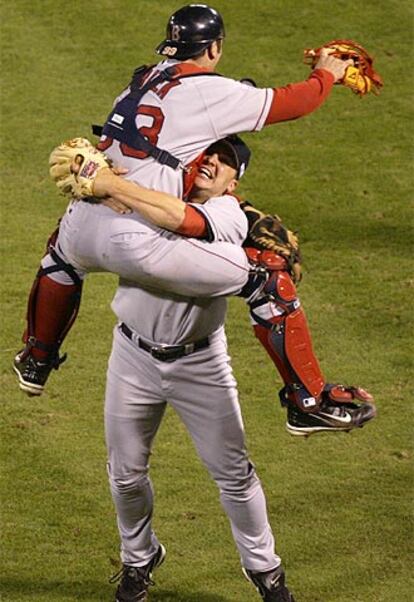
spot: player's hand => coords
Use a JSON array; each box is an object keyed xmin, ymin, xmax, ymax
[
  {"xmin": 314, "ymin": 47, "xmax": 353, "ymax": 83},
  {"xmin": 70, "ymin": 159, "xmax": 128, "ymax": 198}
]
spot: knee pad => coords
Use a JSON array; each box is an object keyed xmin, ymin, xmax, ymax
[
  {"xmin": 41, "ymin": 248, "xmax": 83, "ymax": 287},
  {"xmin": 238, "ymin": 248, "xmax": 288, "ymax": 301}
]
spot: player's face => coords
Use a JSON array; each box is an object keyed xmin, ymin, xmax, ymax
[{"xmin": 192, "ymin": 150, "xmax": 238, "ymax": 199}]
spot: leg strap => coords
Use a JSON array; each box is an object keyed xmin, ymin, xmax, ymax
[{"xmin": 41, "ymin": 247, "xmax": 82, "ymax": 287}]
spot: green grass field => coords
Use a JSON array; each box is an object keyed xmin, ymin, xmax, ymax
[{"xmin": 1, "ymin": 1, "xmax": 413, "ymax": 601}]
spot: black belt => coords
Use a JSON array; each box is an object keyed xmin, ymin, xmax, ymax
[{"xmin": 120, "ymin": 323, "xmax": 210, "ymax": 362}]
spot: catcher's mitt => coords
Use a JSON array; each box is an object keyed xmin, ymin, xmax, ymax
[
  {"xmin": 240, "ymin": 201, "xmax": 302, "ymax": 283},
  {"xmin": 49, "ymin": 137, "xmax": 111, "ymax": 199},
  {"xmin": 304, "ymin": 39, "xmax": 383, "ymax": 96}
]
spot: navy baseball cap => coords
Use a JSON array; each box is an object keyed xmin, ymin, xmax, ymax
[{"xmin": 206, "ymin": 135, "xmax": 251, "ymax": 179}]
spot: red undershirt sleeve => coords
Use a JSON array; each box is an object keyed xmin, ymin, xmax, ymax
[
  {"xmin": 175, "ymin": 204, "xmax": 209, "ymax": 238},
  {"xmin": 265, "ymin": 69, "xmax": 335, "ymax": 124}
]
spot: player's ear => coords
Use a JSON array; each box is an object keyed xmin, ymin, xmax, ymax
[
  {"xmin": 225, "ymin": 179, "xmax": 238, "ymax": 194},
  {"xmin": 207, "ymin": 40, "xmax": 221, "ymax": 61}
]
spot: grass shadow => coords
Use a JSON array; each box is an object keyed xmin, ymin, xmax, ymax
[
  {"xmin": 151, "ymin": 589, "xmax": 229, "ymax": 601},
  {"xmin": 0, "ymin": 579, "xmax": 229, "ymax": 601}
]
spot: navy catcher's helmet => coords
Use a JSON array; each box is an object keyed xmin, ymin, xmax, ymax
[{"xmin": 156, "ymin": 4, "xmax": 225, "ymax": 60}]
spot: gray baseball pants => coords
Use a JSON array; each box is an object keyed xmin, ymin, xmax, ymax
[
  {"xmin": 105, "ymin": 325, "xmax": 281, "ymax": 572},
  {"xmin": 45, "ymin": 202, "xmax": 249, "ymax": 298}
]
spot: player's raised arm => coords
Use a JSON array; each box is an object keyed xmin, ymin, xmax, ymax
[{"xmin": 264, "ymin": 48, "xmax": 352, "ymax": 124}]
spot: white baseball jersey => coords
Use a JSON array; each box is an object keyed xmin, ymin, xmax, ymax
[
  {"xmin": 101, "ymin": 59, "xmax": 273, "ymax": 198},
  {"xmin": 112, "ymin": 193, "xmax": 248, "ymax": 343},
  {"xmin": 50, "ymin": 59, "xmax": 273, "ymax": 343},
  {"xmin": 101, "ymin": 59, "xmax": 271, "ymax": 334}
]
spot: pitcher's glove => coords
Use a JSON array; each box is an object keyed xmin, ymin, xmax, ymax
[
  {"xmin": 49, "ymin": 137, "xmax": 111, "ymax": 199},
  {"xmin": 240, "ymin": 200, "xmax": 302, "ymax": 283},
  {"xmin": 304, "ymin": 39, "xmax": 383, "ymax": 96}
]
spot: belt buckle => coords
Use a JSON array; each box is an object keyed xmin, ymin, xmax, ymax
[{"xmin": 150, "ymin": 345, "xmax": 174, "ymax": 361}]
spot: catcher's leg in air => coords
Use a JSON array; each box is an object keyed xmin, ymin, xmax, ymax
[
  {"xmin": 13, "ymin": 213, "xmax": 250, "ymax": 396},
  {"xmin": 13, "ymin": 228, "xmax": 84, "ymax": 396},
  {"xmin": 242, "ymin": 248, "xmax": 376, "ymax": 436}
]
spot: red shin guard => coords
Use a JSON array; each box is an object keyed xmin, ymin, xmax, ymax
[
  {"xmin": 252, "ymin": 305, "xmax": 325, "ymax": 412},
  {"xmin": 24, "ymin": 275, "xmax": 81, "ymax": 361},
  {"xmin": 247, "ymin": 251, "xmax": 325, "ymax": 412},
  {"xmin": 245, "ymin": 248, "xmax": 374, "ymax": 415},
  {"xmin": 22, "ymin": 234, "xmax": 83, "ymax": 361}
]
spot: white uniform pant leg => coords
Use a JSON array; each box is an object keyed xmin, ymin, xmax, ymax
[
  {"xmin": 135, "ymin": 236, "xmax": 250, "ymax": 298},
  {"xmin": 53, "ymin": 202, "xmax": 250, "ymax": 296},
  {"xmin": 104, "ymin": 327, "xmax": 166, "ymax": 566},
  {"xmin": 40, "ymin": 252, "xmax": 87, "ymax": 284},
  {"xmin": 38, "ymin": 202, "xmax": 110, "ymax": 285},
  {"xmin": 164, "ymin": 329, "xmax": 280, "ymax": 572}
]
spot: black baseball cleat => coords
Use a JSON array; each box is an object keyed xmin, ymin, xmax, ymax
[
  {"xmin": 110, "ymin": 544, "xmax": 166, "ymax": 602},
  {"xmin": 243, "ymin": 565, "xmax": 296, "ymax": 602},
  {"xmin": 284, "ymin": 384, "xmax": 377, "ymax": 437},
  {"xmin": 13, "ymin": 349, "xmax": 66, "ymax": 396}
]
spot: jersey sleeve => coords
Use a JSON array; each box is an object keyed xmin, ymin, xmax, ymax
[
  {"xmin": 189, "ymin": 195, "xmax": 249, "ymax": 245},
  {"xmin": 175, "ymin": 205, "xmax": 209, "ymax": 238},
  {"xmin": 195, "ymin": 77, "xmax": 273, "ymax": 138},
  {"xmin": 265, "ymin": 69, "xmax": 335, "ymax": 123}
]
